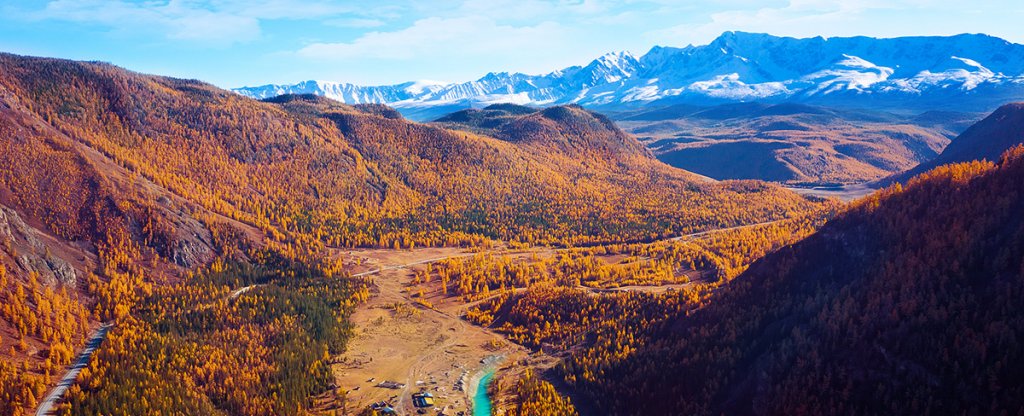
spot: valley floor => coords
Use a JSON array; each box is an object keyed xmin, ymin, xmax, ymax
[
  {"xmin": 327, "ymin": 221, "xmax": 786, "ymax": 414},
  {"xmin": 328, "ymin": 247, "xmax": 529, "ymax": 415}
]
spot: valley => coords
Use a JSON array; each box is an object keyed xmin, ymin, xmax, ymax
[
  {"xmin": 1, "ymin": 23, "xmax": 1024, "ymax": 416},
  {"xmin": 783, "ymin": 183, "xmax": 876, "ymax": 202},
  {"xmin": 0, "ymin": 52, "xmax": 828, "ymax": 416},
  {"xmin": 615, "ymin": 103, "xmax": 975, "ymax": 185},
  {"xmin": 326, "ymin": 246, "xmax": 513, "ymax": 416},
  {"xmin": 327, "ymin": 218, "xmax": 798, "ymax": 415}
]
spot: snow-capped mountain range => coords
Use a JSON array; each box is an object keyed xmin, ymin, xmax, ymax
[{"xmin": 234, "ymin": 32, "xmax": 1024, "ymax": 119}]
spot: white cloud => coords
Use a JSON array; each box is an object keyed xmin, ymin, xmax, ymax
[
  {"xmin": 12, "ymin": 0, "xmax": 1024, "ymax": 86},
  {"xmin": 163, "ymin": 9, "xmax": 261, "ymax": 43},
  {"xmin": 297, "ymin": 16, "xmax": 567, "ymax": 61},
  {"xmin": 33, "ymin": 0, "xmax": 254, "ymax": 45},
  {"xmin": 324, "ymin": 18, "xmax": 387, "ymax": 28},
  {"xmin": 214, "ymin": 0, "xmax": 357, "ymax": 19},
  {"xmin": 648, "ymin": 0, "xmax": 862, "ymax": 45},
  {"xmin": 453, "ymin": 0, "xmax": 609, "ymax": 21},
  {"xmin": 645, "ymin": 0, "xmax": 1013, "ymax": 46},
  {"xmin": 31, "ymin": 0, "xmax": 365, "ymax": 45}
]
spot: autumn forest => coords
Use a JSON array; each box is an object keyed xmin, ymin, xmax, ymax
[{"xmin": 1, "ymin": 45, "xmax": 1023, "ymax": 416}]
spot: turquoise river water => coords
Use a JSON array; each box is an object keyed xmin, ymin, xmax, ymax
[{"xmin": 473, "ymin": 369, "xmax": 495, "ymax": 416}]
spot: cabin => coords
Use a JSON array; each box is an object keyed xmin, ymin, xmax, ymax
[
  {"xmin": 412, "ymin": 392, "xmax": 435, "ymax": 408},
  {"xmin": 370, "ymin": 401, "xmax": 397, "ymax": 415},
  {"xmin": 377, "ymin": 380, "xmax": 406, "ymax": 389}
]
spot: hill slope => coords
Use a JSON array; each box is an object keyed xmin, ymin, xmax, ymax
[
  {"xmin": 885, "ymin": 102, "xmax": 1024, "ymax": 185},
  {"xmin": 0, "ymin": 53, "xmax": 821, "ymax": 249},
  {"xmin": 557, "ymin": 146, "xmax": 1024, "ymax": 415},
  {"xmin": 435, "ymin": 104, "xmax": 653, "ymax": 164},
  {"xmin": 0, "ymin": 55, "xmax": 237, "ymax": 414},
  {"xmin": 0, "ymin": 52, "xmax": 825, "ymax": 412},
  {"xmin": 617, "ymin": 102, "xmax": 970, "ymax": 184}
]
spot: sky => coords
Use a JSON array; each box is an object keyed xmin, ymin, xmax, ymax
[{"xmin": 1, "ymin": 0, "xmax": 1022, "ymax": 88}]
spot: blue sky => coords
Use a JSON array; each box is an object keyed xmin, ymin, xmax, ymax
[{"xmin": 1, "ymin": 0, "xmax": 1022, "ymax": 88}]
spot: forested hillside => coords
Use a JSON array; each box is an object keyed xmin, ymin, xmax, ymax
[
  {"xmin": 59, "ymin": 253, "xmax": 368, "ymax": 415},
  {"xmin": 547, "ymin": 146, "xmax": 1024, "ymax": 415},
  {"xmin": 0, "ymin": 53, "xmax": 817, "ymax": 250},
  {"xmin": 0, "ymin": 52, "xmax": 826, "ymax": 415},
  {"xmin": 0, "ymin": 55, "xmax": 230, "ymax": 413}
]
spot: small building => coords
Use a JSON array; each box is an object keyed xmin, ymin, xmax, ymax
[
  {"xmin": 412, "ymin": 392, "xmax": 435, "ymax": 408},
  {"xmin": 377, "ymin": 380, "xmax": 406, "ymax": 389},
  {"xmin": 370, "ymin": 401, "xmax": 397, "ymax": 415}
]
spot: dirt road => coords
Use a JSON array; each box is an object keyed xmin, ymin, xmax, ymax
[
  {"xmin": 667, "ymin": 220, "xmax": 782, "ymax": 242},
  {"xmin": 36, "ymin": 323, "xmax": 112, "ymax": 416}
]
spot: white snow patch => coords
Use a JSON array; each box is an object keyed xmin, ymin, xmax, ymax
[{"xmin": 688, "ymin": 74, "xmax": 789, "ymax": 99}]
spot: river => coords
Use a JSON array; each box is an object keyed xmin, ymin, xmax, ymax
[
  {"xmin": 783, "ymin": 183, "xmax": 876, "ymax": 202},
  {"xmin": 473, "ymin": 369, "xmax": 495, "ymax": 416}
]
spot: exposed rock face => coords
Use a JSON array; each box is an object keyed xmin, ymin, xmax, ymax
[
  {"xmin": 47, "ymin": 256, "xmax": 78, "ymax": 285},
  {"xmin": 171, "ymin": 235, "xmax": 214, "ymax": 269},
  {"xmin": 16, "ymin": 254, "xmax": 77, "ymax": 286},
  {"xmin": 0, "ymin": 208, "xmax": 13, "ymax": 243},
  {"xmin": 0, "ymin": 206, "xmax": 78, "ymax": 285},
  {"xmin": 0, "ymin": 206, "xmax": 36, "ymax": 247}
]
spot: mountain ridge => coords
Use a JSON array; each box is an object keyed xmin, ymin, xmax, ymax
[
  {"xmin": 615, "ymin": 102, "xmax": 967, "ymax": 184},
  {"xmin": 882, "ymin": 102, "xmax": 1024, "ymax": 185},
  {"xmin": 235, "ymin": 32, "xmax": 1024, "ymax": 120}
]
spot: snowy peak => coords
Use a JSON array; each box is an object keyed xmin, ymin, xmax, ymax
[
  {"xmin": 907, "ymin": 56, "xmax": 998, "ymax": 90},
  {"xmin": 583, "ymin": 51, "xmax": 639, "ymax": 82},
  {"xmin": 592, "ymin": 51, "xmax": 639, "ymax": 72},
  {"xmin": 946, "ymin": 56, "xmax": 992, "ymax": 73},
  {"xmin": 402, "ymin": 80, "xmax": 447, "ymax": 95},
  {"xmin": 708, "ymin": 31, "xmax": 780, "ymax": 52},
  {"xmin": 800, "ymin": 55, "xmax": 894, "ymax": 95},
  {"xmin": 234, "ymin": 33, "xmax": 1024, "ymax": 119},
  {"xmin": 238, "ymin": 79, "xmax": 420, "ymax": 104}
]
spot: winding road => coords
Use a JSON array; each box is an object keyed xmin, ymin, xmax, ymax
[
  {"xmin": 667, "ymin": 220, "xmax": 782, "ymax": 242},
  {"xmin": 36, "ymin": 323, "xmax": 113, "ymax": 416}
]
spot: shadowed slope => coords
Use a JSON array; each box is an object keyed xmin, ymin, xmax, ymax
[
  {"xmin": 561, "ymin": 145, "xmax": 1024, "ymax": 415},
  {"xmin": 884, "ymin": 102, "xmax": 1024, "ymax": 185}
]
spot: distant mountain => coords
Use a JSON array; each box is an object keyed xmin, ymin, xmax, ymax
[
  {"xmin": 433, "ymin": 103, "xmax": 539, "ymax": 135},
  {"xmin": 609, "ymin": 102, "xmax": 974, "ymax": 184},
  {"xmin": 235, "ymin": 32, "xmax": 1024, "ymax": 120},
  {"xmin": 883, "ymin": 102, "xmax": 1024, "ymax": 185}
]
